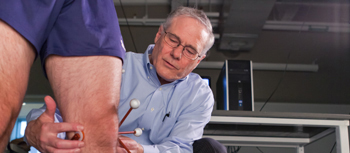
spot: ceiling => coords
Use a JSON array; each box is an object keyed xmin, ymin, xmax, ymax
[{"xmin": 113, "ymin": 0, "xmax": 350, "ymax": 51}]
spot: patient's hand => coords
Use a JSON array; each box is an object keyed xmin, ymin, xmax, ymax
[
  {"xmin": 25, "ymin": 96, "xmax": 85, "ymax": 153},
  {"xmin": 117, "ymin": 135, "xmax": 144, "ymax": 153}
]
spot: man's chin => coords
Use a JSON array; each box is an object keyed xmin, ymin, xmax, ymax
[
  {"xmin": 159, "ymin": 75, "xmax": 177, "ymax": 83},
  {"xmin": 162, "ymin": 78, "xmax": 176, "ymax": 83}
]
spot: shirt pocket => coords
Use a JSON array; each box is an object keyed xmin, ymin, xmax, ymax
[{"xmin": 150, "ymin": 116, "xmax": 177, "ymax": 144}]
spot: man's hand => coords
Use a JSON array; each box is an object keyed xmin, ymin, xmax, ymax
[
  {"xmin": 25, "ymin": 96, "xmax": 85, "ymax": 153},
  {"xmin": 117, "ymin": 135, "xmax": 144, "ymax": 153}
]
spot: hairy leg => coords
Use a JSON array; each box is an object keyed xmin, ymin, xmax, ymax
[
  {"xmin": 45, "ymin": 55, "xmax": 122, "ymax": 152},
  {"xmin": 0, "ymin": 20, "xmax": 35, "ymax": 151}
]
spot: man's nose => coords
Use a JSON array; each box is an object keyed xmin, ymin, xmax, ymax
[{"xmin": 171, "ymin": 46, "xmax": 183, "ymax": 59}]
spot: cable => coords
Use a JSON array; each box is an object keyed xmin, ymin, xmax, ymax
[
  {"xmin": 259, "ymin": 52, "xmax": 290, "ymax": 111},
  {"xmin": 118, "ymin": 0, "xmax": 138, "ymax": 53},
  {"xmin": 256, "ymin": 147, "xmax": 265, "ymax": 153},
  {"xmin": 329, "ymin": 142, "xmax": 336, "ymax": 153},
  {"xmin": 259, "ymin": 4, "xmax": 311, "ymax": 111},
  {"xmin": 234, "ymin": 146, "xmax": 241, "ymax": 153}
]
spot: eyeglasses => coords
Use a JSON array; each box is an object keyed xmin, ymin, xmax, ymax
[{"xmin": 163, "ymin": 31, "xmax": 201, "ymax": 60}]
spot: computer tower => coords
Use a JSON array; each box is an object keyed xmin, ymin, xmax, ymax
[{"xmin": 216, "ymin": 60, "xmax": 254, "ymax": 111}]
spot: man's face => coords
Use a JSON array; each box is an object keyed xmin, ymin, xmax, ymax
[{"xmin": 151, "ymin": 16, "xmax": 209, "ymax": 84}]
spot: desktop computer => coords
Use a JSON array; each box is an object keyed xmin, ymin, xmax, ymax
[{"xmin": 216, "ymin": 60, "xmax": 254, "ymax": 111}]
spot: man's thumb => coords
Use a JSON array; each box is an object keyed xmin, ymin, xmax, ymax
[{"xmin": 44, "ymin": 95, "xmax": 57, "ymax": 118}]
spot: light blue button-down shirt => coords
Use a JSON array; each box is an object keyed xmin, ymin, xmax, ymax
[{"xmin": 26, "ymin": 44, "xmax": 214, "ymax": 153}]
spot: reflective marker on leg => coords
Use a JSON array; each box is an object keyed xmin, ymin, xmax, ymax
[{"xmin": 71, "ymin": 131, "xmax": 84, "ymax": 141}]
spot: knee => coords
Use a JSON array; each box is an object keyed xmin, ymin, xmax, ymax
[{"xmin": 193, "ymin": 137, "xmax": 227, "ymax": 153}]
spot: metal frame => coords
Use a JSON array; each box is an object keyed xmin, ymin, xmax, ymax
[{"xmin": 203, "ymin": 116, "xmax": 350, "ymax": 153}]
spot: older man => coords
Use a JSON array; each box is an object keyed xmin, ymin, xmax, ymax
[{"xmin": 25, "ymin": 6, "xmax": 226, "ymax": 153}]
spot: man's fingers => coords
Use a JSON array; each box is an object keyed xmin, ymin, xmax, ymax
[
  {"xmin": 44, "ymin": 95, "xmax": 57, "ymax": 118},
  {"xmin": 117, "ymin": 147, "xmax": 128, "ymax": 153},
  {"xmin": 52, "ymin": 122, "xmax": 84, "ymax": 133},
  {"xmin": 46, "ymin": 146, "xmax": 82, "ymax": 153},
  {"xmin": 48, "ymin": 138, "xmax": 84, "ymax": 149}
]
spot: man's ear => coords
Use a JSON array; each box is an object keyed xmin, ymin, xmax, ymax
[
  {"xmin": 154, "ymin": 25, "xmax": 163, "ymax": 43},
  {"xmin": 197, "ymin": 54, "xmax": 206, "ymax": 64}
]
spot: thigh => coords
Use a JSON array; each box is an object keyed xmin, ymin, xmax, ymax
[
  {"xmin": 43, "ymin": 0, "xmax": 126, "ymax": 122},
  {"xmin": 0, "ymin": 19, "xmax": 35, "ymax": 150},
  {"xmin": 45, "ymin": 55, "xmax": 122, "ymax": 117}
]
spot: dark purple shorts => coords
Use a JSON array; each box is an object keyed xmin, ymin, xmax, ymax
[{"xmin": 0, "ymin": 0, "xmax": 125, "ymax": 72}]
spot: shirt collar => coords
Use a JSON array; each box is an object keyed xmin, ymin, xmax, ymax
[
  {"xmin": 143, "ymin": 44, "xmax": 187, "ymax": 85},
  {"xmin": 143, "ymin": 44, "xmax": 154, "ymax": 66}
]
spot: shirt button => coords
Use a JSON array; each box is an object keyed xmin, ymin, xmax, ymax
[
  {"xmin": 150, "ymin": 66, "xmax": 153, "ymax": 69},
  {"xmin": 151, "ymin": 108, "xmax": 154, "ymax": 112},
  {"xmin": 159, "ymin": 88, "xmax": 162, "ymax": 91},
  {"xmin": 148, "ymin": 76, "xmax": 150, "ymax": 79},
  {"xmin": 122, "ymin": 69, "xmax": 125, "ymax": 73}
]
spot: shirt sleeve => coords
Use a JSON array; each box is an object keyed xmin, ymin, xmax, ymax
[
  {"xmin": 24, "ymin": 104, "xmax": 65, "ymax": 145},
  {"xmin": 145, "ymin": 83, "xmax": 214, "ymax": 153}
]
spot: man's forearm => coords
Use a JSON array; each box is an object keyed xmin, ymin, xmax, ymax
[{"xmin": 45, "ymin": 55, "xmax": 122, "ymax": 152}]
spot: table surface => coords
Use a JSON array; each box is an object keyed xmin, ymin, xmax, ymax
[
  {"xmin": 211, "ymin": 110, "xmax": 350, "ymax": 120},
  {"xmin": 204, "ymin": 110, "xmax": 350, "ymax": 138}
]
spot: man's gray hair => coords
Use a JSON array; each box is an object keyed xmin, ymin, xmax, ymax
[{"xmin": 162, "ymin": 6, "xmax": 215, "ymax": 56}]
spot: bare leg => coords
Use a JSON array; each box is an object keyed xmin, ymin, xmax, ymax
[
  {"xmin": 0, "ymin": 20, "xmax": 35, "ymax": 150},
  {"xmin": 45, "ymin": 55, "xmax": 122, "ymax": 152}
]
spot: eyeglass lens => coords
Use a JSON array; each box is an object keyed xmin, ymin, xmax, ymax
[{"xmin": 164, "ymin": 32, "xmax": 199, "ymax": 60}]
